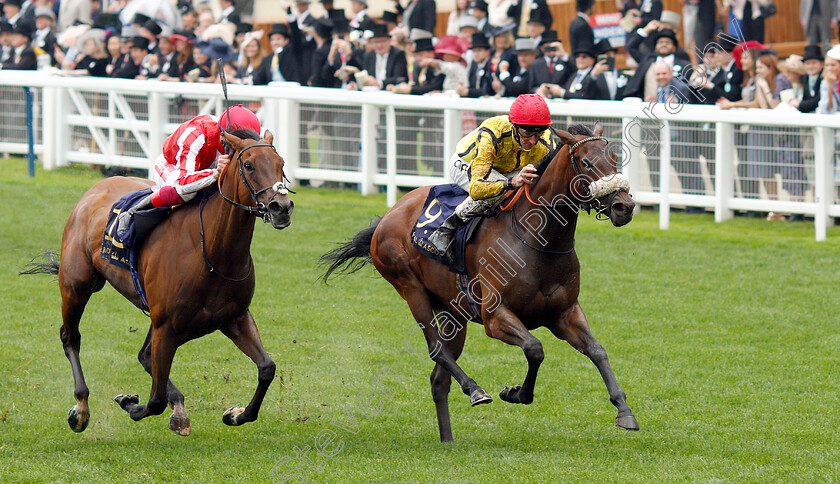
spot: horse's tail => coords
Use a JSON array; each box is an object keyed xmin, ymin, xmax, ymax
[
  {"xmin": 320, "ymin": 217, "xmax": 381, "ymax": 283},
  {"xmin": 19, "ymin": 249, "xmax": 60, "ymax": 276}
]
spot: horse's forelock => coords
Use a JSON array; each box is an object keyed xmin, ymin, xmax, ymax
[
  {"xmin": 567, "ymin": 124, "xmax": 594, "ymax": 137},
  {"xmin": 228, "ymin": 128, "xmax": 260, "ymax": 141}
]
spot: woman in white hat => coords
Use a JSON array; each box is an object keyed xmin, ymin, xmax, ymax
[{"xmin": 818, "ymin": 44, "xmax": 840, "ymax": 114}]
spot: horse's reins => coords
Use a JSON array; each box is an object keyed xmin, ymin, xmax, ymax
[
  {"xmin": 200, "ymin": 139, "xmax": 294, "ymax": 281},
  {"xmin": 500, "ymin": 133, "xmax": 611, "ymax": 254}
]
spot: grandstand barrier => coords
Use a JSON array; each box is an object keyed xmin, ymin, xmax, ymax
[{"xmin": 0, "ymin": 71, "xmax": 838, "ymax": 241}]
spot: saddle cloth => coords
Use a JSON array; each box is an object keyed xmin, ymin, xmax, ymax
[{"xmin": 411, "ymin": 184, "xmax": 482, "ymax": 274}]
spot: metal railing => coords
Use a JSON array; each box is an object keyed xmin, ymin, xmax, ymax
[{"xmin": 1, "ymin": 71, "xmax": 837, "ymax": 241}]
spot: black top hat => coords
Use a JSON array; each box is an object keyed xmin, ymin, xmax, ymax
[
  {"xmin": 143, "ymin": 19, "xmax": 162, "ymax": 36},
  {"xmin": 576, "ymin": 0, "xmax": 595, "ymax": 12},
  {"xmin": 714, "ymin": 34, "xmax": 737, "ymax": 52},
  {"xmin": 804, "ymin": 44, "xmax": 823, "ymax": 62},
  {"xmin": 380, "ymin": 11, "xmax": 399, "ymax": 24},
  {"xmin": 328, "ymin": 9, "xmax": 350, "ymax": 33},
  {"xmin": 270, "ymin": 23, "xmax": 291, "ymax": 38},
  {"xmin": 0, "ymin": 21, "xmax": 12, "ymax": 34},
  {"xmin": 236, "ymin": 22, "xmax": 253, "ymax": 35},
  {"xmin": 12, "ymin": 20, "xmax": 33, "ymax": 39},
  {"xmin": 471, "ymin": 33, "xmax": 491, "ymax": 49},
  {"xmin": 132, "ymin": 13, "xmax": 151, "ymax": 26},
  {"xmin": 527, "ymin": 8, "xmax": 551, "ymax": 27},
  {"xmin": 539, "ymin": 30, "xmax": 558, "ymax": 46},
  {"xmin": 573, "ymin": 41, "xmax": 596, "ymax": 58},
  {"xmin": 414, "ymin": 37, "xmax": 434, "ymax": 53},
  {"xmin": 595, "ymin": 38, "xmax": 616, "ymax": 55},
  {"xmin": 314, "ymin": 17, "xmax": 334, "ymax": 38},
  {"xmin": 470, "ymin": 0, "xmax": 489, "ymax": 12},
  {"xmin": 4, "ymin": 0, "xmax": 23, "ymax": 8},
  {"xmin": 131, "ymin": 36, "xmax": 150, "ymax": 50},
  {"xmin": 653, "ymin": 28, "xmax": 678, "ymax": 47},
  {"xmin": 370, "ymin": 23, "xmax": 390, "ymax": 39}
]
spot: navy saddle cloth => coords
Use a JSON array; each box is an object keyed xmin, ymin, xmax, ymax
[
  {"xmin": 411, "ymin": 184, "xmax": 482, "ymax": 274},
  {"xmin": 101, "ymin": 188, "xmax": 172, "ymax": 309}
]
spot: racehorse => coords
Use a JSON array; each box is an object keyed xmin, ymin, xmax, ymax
[
  {"xmin": 321, "ymin": 123, "xmax": 639, "ymax": 442},
  {"xmin": 24, "ymin": 129, "xmax": 293, "ymax": 436}
]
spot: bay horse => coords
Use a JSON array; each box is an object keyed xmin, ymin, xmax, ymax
[
  {"xmin": 322, "ymin": 123, "xmax": 638, "ymax": 442},
  {"xmin": 26, "ymin": 129, "xmax": 293, "ymax": 436}
]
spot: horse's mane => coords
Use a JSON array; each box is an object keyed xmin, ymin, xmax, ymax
[
  {"xmin": 534, "ymin": 123, "xmax": 594, "ymax": 180},
  {"xmin": 222, "ymin": 128, "xmax": 261, "ymax": 155}
]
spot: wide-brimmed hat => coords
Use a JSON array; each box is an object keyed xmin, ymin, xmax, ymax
[
  {"xmin": 196, "ymin": 37, "xmax": 237, "ymax": 62},
  {"xmin": 803, "ymin": 44, "xmax": 823, "ymax": 62},
  {"xmin": 435, "ymin": 35, "xmax": 467, "ymax": 62},
  {"xmin": 488, "ymin": 22, "xmax": 516, "ymax": 38},
  {"xmin": 732, "ymin": 40, "xmax": 767, "ymax": 69},
  {"xmin": 239, "ymin": 29, "xmax": 263, "ymax": 53},
  {"xmin": 779, "ymin": 55, "xmax": 805, "ymax": 75},
  {"xmin": 471, "ymin": 32, "xmax": 491, "ymax": 49},
  {"xmin": 825, "ymin": 44, "xmax": 840, "ymax": 62},
  {"xmin": 76, "ymin": 27, "xmax": 106, "ymax": 49},
  {"xmin": 414, "ymin": 37, "xmax": 434, "ymax": 53}
]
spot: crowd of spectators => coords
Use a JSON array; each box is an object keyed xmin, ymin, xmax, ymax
[{"xmin": 1, "ymin": 0, "xmax": 835, "ymax": 218}]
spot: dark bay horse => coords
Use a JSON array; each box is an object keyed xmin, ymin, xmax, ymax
[
  {"xmin": 322, "ymin": 123, "xmax": 639, "ymax": 442},
  {"xmin": 27, "ymin": 130, "xmax": 293, "ymax": 436}
]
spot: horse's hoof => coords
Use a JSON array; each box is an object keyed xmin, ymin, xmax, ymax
[
  {"xmin": 222, "ymin": 407, "xmax": 246, "ymax": 426},
  {"xmin": 499, "ymin": 385, "xmax": 532, "ymax": 404},
  {"xmin": 469, "ymin": 388, "xmax": 492, "ymax": 406},
  {"xmin": 616, "ymin": 414, "xmax": 639, "ymax": 431},
  {"xmin": 169, "ymin": 414, "xmax": 191, "ymax": 436},
  {"xmin": 114, "ymin": 394, "xmax": 139, "ymax": 409},
  {"xmin": 67, "ymin": 406, "xmax": 88, "ymax": 433}
]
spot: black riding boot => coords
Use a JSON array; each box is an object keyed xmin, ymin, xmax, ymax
[{"xmin": 116, "ymin": 194, "xmax": 154, "ymax": 235}]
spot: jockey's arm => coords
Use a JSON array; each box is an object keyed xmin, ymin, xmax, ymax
[{"xmin": 468, "ymin": 135, "xmax": 509, "ymax": 200}]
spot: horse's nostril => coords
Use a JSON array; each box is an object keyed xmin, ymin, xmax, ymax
[{"xmin": 612, "ymin": 203, "xmax": 627, "ymax": 213}]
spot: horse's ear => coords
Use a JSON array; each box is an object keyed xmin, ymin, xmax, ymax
[
  {"xmin": 593, "ymin": 122, "xmax": 603, "ymax": 137},
  {"xmin": 554, "ymin": 129, "xmax": 577, "ymax": 146},
  {"xmin": 263, "ymin": 130, "xmax": 274, "ymax": 145},
  {"xmin": 223, "ymin": 131, "xmax": 244, "ymax": 150}
]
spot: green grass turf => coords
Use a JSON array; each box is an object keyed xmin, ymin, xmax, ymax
[{"xmin": 1, "ymin": 157, "xmax": 839, "ymax": 483}]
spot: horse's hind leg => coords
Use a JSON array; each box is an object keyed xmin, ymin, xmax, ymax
[
  {"xmin": 58, "ymin": 259, "xmax": 103, "ymax": 433},
  {"xmin": 219, "ymin": 311, "xmax": 275, "ymax": 426},
  {"xmin": 483, "ymin": 307, "xmax": 545, "ymax": 405},
  {"xmin": 548, "ymin": 303, "xmax": 639, "ymax": 431},
  {"xmin": 137, "ymin": 326, "xmax": 190, "ymax": 436},
  {"xmin": 429, "ymin": 315, "xmax": 468, "ymax": 443}
]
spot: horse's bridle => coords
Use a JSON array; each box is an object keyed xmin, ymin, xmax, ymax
[
  {"xmin": 567, "ymin": 134, "xmax": 626, "ymax": 221},
  {"xmin": 217, "ymin": 141, "xmax": 295, "ymax": 223}
]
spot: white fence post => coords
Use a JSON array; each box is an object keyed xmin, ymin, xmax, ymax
[
  {"xmin": 360, "ymin": 104, "xmax": 378, "ymax": 196},
  {"xmin": 813, "ymin": 126, "xmax": 833, "ymax": 241},
  {"xmin": 622, "ymin": 117, "xmax": 642, "ymax": 214},
  {"xmin": 386, "ymin": 105, "xmax": 397, "ymax": 206},
  {"xmin": 54, "ymin": 86, "xmax": 69, "ymax": 167},
  {"xmin": 41, "ymin": 86, "xmax": 56, "ymax": 170},
  {"xmin": 147, "ymin": 92, "xmax": 166, "ymax": 177},
  {"xmin": 442, "ymin": 108, "xmax": 461, "ymax": 184},
  {"xmin": 660, "ymin": 121, "xmax": 671, "ymax": 230},
  {"xmin": 715, "ymin": 122, "xmax": 735, "ymax": 222},
  {"xmin": 275, "ymin": 99, "xmax": 299, "ymax": 187}
]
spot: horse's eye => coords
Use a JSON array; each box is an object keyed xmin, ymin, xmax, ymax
[{"xmin": 243, "ymin": 162, "xmax": 254, "ymax": 170}]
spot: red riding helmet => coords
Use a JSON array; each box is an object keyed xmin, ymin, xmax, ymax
[
  {"xmin": 508, "ymin": 94, "xmax": 551, "ymax": 126},
  {"xmin": 219, "ymin": 105, "xmax": 262, "ymax": 134}
]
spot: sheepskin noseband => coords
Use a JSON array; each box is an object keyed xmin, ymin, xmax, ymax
[{"xmin": 588, "ymin": 173, "xmax": 630, "ymax": 199}]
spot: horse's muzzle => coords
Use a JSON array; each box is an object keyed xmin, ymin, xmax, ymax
[
  {"xmin": 608, "ymin": 191, "xmax": 634, "ymax": 227},
  {"xmin": 267, "ymin": 199, "xmax": 294, "ymax": 229}
]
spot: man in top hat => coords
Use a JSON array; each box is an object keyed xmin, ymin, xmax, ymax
[
  {"xmin": 328, "ymin": 9, "xmax": 352, "ymax": 39},
  {"xmin": 140, "ymin": 18, "xmax": 162, "ymax": 55},
  {"xmin": 112, "ymin": 36, "xmax": 149, "ymax": 78},
  {"xmin": 390, "ymin": 37, "xmax": 443, "ymax": 94},
  {"xmin": 538, "ymin": 30, "xmax": 573, "ymax": 87},
  {"xmin": 253, "ymin": 22, "xmax": 304, "ymax": 85},
  {"xmin": 569, "ymin": 0, "xmax": 594, "ymax": 56},
  {"xmin": 0, "ymin": 21, "xmax": 13, "ymax": 64},
  {"xmin": 797, "ymin": 44, "xmax": 825, "ymax": 113},
  {"xmin": 380, "ymin": 10, "xmax": 399, "ymax": 32},
  {"xmin": 499, "ymin": 37, "xmax": 546, "ymax": 97},
  {"xmin": 538, "ymin": 40, "xmax": 609, "ymax": 99},
  {"xmin": 2, "ymin": 0, "xmax": 24, "ymax": 26},
  {"xmin": 507, "ymin": 0, "xmax": 552, "ymax": 39},
  {"xmin": 468, "ymin": 0, "xmax": 491, "ymax": 33},
  {"xmin": 623, "ymin": 27, "xmax": 690, "ymax": 99},
  {"xmin": 2, "ymin": 19, "xmax": 35, "ymax": 69},
  {"xmin": 591, "ymin": 38, "xmax": 629, "ymax": 100},
  {"xmin": 218, "ymin": 0, "xmax": 241, "ymax": 25},
  {"xmin": 458, "ymin": 15, "xmax": 479, "ymax": 45},
  {"xmin": 32, "ymin": 6, "xmax": 57, "ymax": 66},
  {"xmin": 361, "ymin": 24, "xmax": 407, "ymax": 89},
  {"xmin": 458, "ymin": 32, "xmax": 494, "ymax": 97}
]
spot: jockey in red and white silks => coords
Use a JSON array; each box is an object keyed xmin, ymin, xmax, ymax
[{"xmin": 116, "ymin": 105, "xmax": 261, "ymax": 235}]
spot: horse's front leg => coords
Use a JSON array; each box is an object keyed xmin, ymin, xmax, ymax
[
  {"xmin": 548, "ymin": 302, "xmax": 639, "ymax": 430},
  {"xmin": 484, "ymin": 306, "xmax": 544, "ymax": 405},
  {"xmin": 220, "ymin": 311, "xmax": 275, "ymax": 426},
  {"xmin": 115, "ymin": 326, "xmax": 176, "ymax": 422}
]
